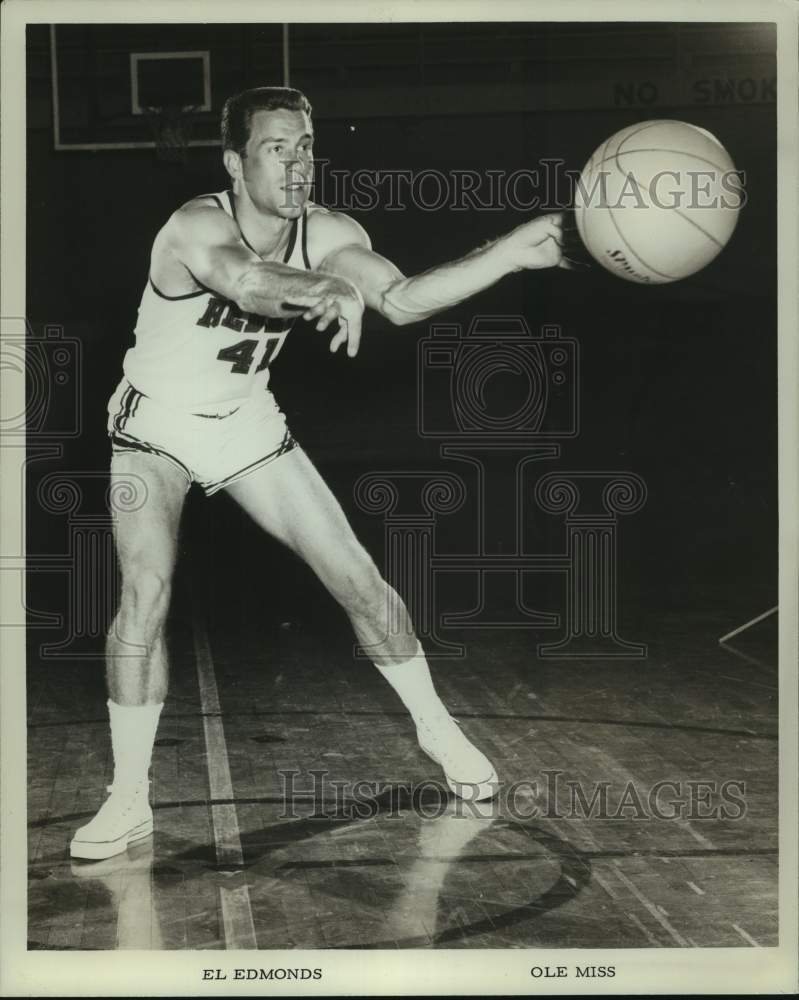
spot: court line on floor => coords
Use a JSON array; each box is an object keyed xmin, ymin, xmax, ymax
[
  {"xmin": 612, "ymin": 864, "xmax": 689, "ymax": 946},
  {"xmin": 626, "ymin": 911, "xmax": 663, "ymax": 947},
  {"xmin": 192, "ymin": 601, "xmax": 257, "ymax": 950},
  {"xmin": 731, "ymin": 923, "xmax": 761, "ymax": 947}
]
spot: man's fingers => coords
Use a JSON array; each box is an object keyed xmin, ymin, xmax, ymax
[
  {"xmin": 288, "ymin": 281, "xmax": 364, "ymax": 354},
  {"xmin": 344, "ymin": 310, "xmax": 362, "ymax": 357},
  {"xmin": 527, "ymin": 218, "xmax": 564, "ymax": 247},
  {"xmin": 304, "ymin": 297, "xmax": 343, "ymax": 323},
  {"xmin": 283, "ymin": 294, "xmax": 323, "ymax": 315},
  {"xmin": 545, "ymin": 215, "xmax": 564, "ymax": 239},
  {"xmin": 328, "ymin": 306, "xmax": 362, "ymax": 358},
  {"xmin": 316, "ymin": 303, "xmax": 341, "ymax": 331},
  {"xmin": 329, "ymin": 324, "xmax": 348, "ymax": 353},
  {"xmin": 303, "ymin": 300, "xmax": 329, "ymax": 321}
]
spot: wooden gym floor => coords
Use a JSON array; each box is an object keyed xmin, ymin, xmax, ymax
[{"xmin": 27, "ymin": 548, "xmax": 778, "ymax": 951}]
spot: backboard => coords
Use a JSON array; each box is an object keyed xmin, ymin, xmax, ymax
[{"xmin": 49, "ymin": 23, "xmax": 286, "ymax": 151}]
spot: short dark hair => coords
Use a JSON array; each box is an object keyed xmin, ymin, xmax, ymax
[{"xmin": 221, "ymin": 87, "xmax": 313, "ymax": 157}]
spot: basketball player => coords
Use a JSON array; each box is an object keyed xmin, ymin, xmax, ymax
[{"xmin": 70, "ymin": 87, "xmax": 565, "ymax": 860}]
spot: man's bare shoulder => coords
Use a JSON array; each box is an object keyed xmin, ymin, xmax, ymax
[
  {"xmin": 158, "ymin": 195, "xmax": 240, "ymax": 250},
  {"xmin": 305, "ymin": 203, "xmax": 372, "ymax": 266}
]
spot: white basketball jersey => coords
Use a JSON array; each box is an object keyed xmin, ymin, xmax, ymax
[{"xmin": 122, "ymin": 191, "xmax": 311, "ymax": 413}]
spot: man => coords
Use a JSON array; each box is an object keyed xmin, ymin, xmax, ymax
[{"xmin": 70, "ymin": 87, "xmax": 565, "ymax": 861}]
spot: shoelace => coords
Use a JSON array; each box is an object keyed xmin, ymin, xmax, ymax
[
  {"xmin": 95, "ymin": 783, "xmax": 150, "ymax": 818},
  {"xmin": 415, "ymin": 714, "xmax": 460, "ymax": 733}
]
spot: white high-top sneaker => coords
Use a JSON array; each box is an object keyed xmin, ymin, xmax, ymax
[
  {"xmin": 70, "ymin": 782, "xmax": 153, "ymax": 860},
  {"xmin": 415, "ymin": 716, "xmax": 499, "ymax": 801}
]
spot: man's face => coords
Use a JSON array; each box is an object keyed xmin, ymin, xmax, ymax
[
  {"xmin": 237, "ymin": 108, "xmax": 315, "ymax": 218},
  {"xmin": 234, "ymin": 109, "xmax": 313, "ymax": 219}
]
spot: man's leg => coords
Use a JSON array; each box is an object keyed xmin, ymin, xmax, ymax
[
  {"xmin": 71, "ymin": 451, "xmax": 188, "ymax": 859},
  {"xmin": 224, "ymin": 448, "xmax": 497, "ymax": 800}
]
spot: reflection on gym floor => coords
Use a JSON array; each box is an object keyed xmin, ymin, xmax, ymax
[{"xmin": 29, "ymin": 603, "xmax": 777, "ymax": 950}]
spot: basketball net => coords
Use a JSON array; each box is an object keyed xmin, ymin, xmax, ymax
[{"xmin": 144, "ymin": 104, "xmax": 196, "ymax": 163}]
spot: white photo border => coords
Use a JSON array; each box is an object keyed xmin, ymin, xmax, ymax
[{"xmin": 1, "ymin": 0, "xmax": 797, "ymax": 995}]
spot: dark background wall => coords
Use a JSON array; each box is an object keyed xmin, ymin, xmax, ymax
[{"xmin": 25, "ymin": 22, "xmax": 777, "ymax": 646}]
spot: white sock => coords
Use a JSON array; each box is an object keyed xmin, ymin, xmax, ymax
[
  {"xmin": 108, "ymin": 699, "xmax": 163, "ymax": 790},
  {"xmin": 374, "ymin": 641, "xmax": 450, "ymax": 727}
]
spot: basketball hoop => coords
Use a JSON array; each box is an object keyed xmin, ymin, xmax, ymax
[{"xmin": 144, "ymin": 104, "xmax": 196, "ymax": 162}]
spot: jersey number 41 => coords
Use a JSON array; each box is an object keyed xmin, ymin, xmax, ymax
[{"xmin": 217, "ymin": 335, "xmax": 282, "ymax": 375}]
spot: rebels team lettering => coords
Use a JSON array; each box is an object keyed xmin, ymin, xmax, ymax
[{"xmin": 197, "ymin": 296, "xmax": 290, "ymax": 335}]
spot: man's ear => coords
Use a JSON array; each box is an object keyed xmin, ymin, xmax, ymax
[{"xmin": 223, "ymin": 149, "xmax": 242, "ymax": 182}]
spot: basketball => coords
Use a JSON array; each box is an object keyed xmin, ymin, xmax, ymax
[{"xmin": 574, "ymin": 120, "xmax": 742, "ymax": 284}]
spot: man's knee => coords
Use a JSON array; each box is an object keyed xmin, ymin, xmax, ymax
[
  {"xmin": 327, "ymin": 546, "xmax": 388, "ymax": 617},
  {"xmin": 117, "ymin": 561, "xmax": 173, "ymax": 633}
]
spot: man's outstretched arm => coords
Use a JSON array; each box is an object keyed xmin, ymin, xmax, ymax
[
  {"xmin": 312, "ymin": 210, "xmax": 565, "ymax": 337},
  {"xmin": 165, "ymin": 203, "xmax": 366, "ymax": 353}
]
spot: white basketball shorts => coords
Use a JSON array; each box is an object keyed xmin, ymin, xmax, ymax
[{"xmin": 107, "ymin": 378, "xmax": 297, "ymax": 496}]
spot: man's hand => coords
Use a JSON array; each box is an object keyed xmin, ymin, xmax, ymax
[
  {"xmin": 495, "ymin": 213, "xmax": 565, "ymax": 272},
  {"xmin": 290, "ymin": 274, "xmax": 365, "ymax": 357}
]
